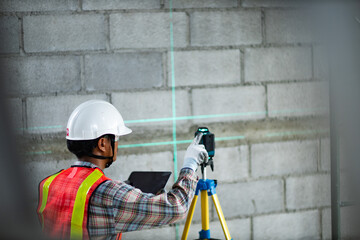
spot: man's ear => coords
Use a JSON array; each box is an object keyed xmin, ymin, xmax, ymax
[{"xmin": 97, "ymin": 137, "xmax": 107, "ymax": 152}]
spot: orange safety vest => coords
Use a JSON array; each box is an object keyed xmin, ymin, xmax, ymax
[{"xmin": 37, "ymin": 166, "xmax": 122, "ymax": 240}]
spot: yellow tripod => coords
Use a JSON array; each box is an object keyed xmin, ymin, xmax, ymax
[{"xmin": 181, "ymin": 164, "xmax": 232, "ymax": 240}]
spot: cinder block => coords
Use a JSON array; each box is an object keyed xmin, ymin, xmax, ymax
[
  {"xmin": 111, "ymin": 90, "xmax": 191, "ymax": 128},
  {"xmin": 0, "ymin": 16, "xmax": 19, "ymax": 53},
  {"xmin": 26, "ymin": 94, "xmax": 107, "ymax": 134},
  {"xmin": 244, "ymin": 47, "xmax": 312, "ymax": 82},
  {"xmin": 105, "ymin": 151, "xmax": 174, "ymax": 190},
  {"xmin": 83, "ymin": 0, "xmax": 160, "ymax": 10},
  {"xmin": 207, "ymin": 145, "xmax": 249, "ymax": 182},
  {"xmin": 110, "ymin": 12, "xmax": 188, "ymax": 49},
  {"xmin": 24, "ymin": 15, "xmax": 106, "ymax": 52},
  {"xmin": 254, "ymin": 210, "xmax": 320, "ymax": 240},
  {"xmin": 265, "ymin": 10, "xmax": 312, "ymax": 44},
  {"xmin": 0, "ymin": 0, "xmax": 78, "ymax": 11},
  {"xmin": 192, "ymin": 86, "xmax": 266, "ymax": 123},
  {"xmin": 181, "ymin": 218, "xmax": 250, "ymax": 240},
  {"xmin": 177, "ymin": 146, "xmax": 249, "ymax": 183},
  {"xmin": 242, "ymin": 0, "xmax": 303, "ymax": 7},
  {"xmin": 1, "ymin": 56, "xmax": 80, "ymax": 95},
  {"xmin": 251, "ymin": 140, "xmax": 318, "ymax": 177},
  {"xmin": 164, "ymin": 0, "xmax": 237, "ymax": 8},
  {"xmin": 216, "ymin": 180, "xmax": 283, "ymax": 217},
  {"xmin": 211, "ymin": 218, "xmax": 250, "ymax": 240},
  {"xmin": 267, "ymin": 81, "xmax": 330, "ymax": 117},
  {"xmin": 7, "ymin": 98, "xmax": 22, "ymax": 132},
  {"xmin": 85, "ymin": 53, "xmax": 163, "ymax": 91},
  {"xmin": 122, "ymin": 226, "xmax": 175, "ymax": 240},
  {"xmin": 191, "ymin": 11, "xmax": 262, "ymax": 46},
  {"xmin": 168, "ymin": 50, "xmax": 240, "ymax": 86},
  {"xmin": 286, "ymin": 174, "xmax": 330, "ymax": 210},
  {"xmin": 321, "ymin": 138, "xmax": 330, "ymax": 171}
]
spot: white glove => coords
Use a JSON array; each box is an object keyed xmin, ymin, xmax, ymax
[{"xmin": 182, "ymin": 133, "xmax": 209, "ymax": 172}]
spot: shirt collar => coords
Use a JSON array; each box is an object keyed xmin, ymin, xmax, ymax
[{"xmin": 72, "ymin": 160, "xmax": 101, "ymax": 170}]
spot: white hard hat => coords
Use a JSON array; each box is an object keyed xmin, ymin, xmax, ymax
[{"xmin": 66, "ymin": 100, "xmax": 132, "ymax": 140}]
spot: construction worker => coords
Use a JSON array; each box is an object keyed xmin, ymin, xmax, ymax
[{"xmin": 37, "ymin": 100, "xmax": 208, "ymax": 239}]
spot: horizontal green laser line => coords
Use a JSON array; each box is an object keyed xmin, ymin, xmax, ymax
[
  {"xmin": 124, "ymin": 111, "xmax": 265, "ymax": 124},
  {"xmin": 124, "ymin": 108, "xmax": 325, "ymax": 124},
  {"xmin": 26, "ymin": 150, "xmax": 52, "ymax": 155},
  {"xmin": 19, "ymin": 125, "xmax": 63, "ymax": 130},
  {"xmin": 266, "ymin": 129, "xmax": 329, "ymax": 137},
  {"xmin": 118, "ymin": 139, "xmax": 192, "ymax": 149},
  {"xmin": 118, "ymin": 135, "xmax": 247, "ymax": 149},
  {"xmin": 25, "ymin": 129, "xmax": 327, "ymax": 154},
  {"xmin": 118, "ymin": 129, "xmax": 328, "ymax": 149},
  {"xmin": 18, "ymin": 108, "xmax": 327, "ymax": 130},
  {"xmin": 216, "ymin": 135, "xmax": 246, "ymax": 141}
]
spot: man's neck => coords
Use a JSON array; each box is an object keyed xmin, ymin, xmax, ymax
[{"xmin": 79, "ymin": 157, "xmax": 106, "ymax": 170}]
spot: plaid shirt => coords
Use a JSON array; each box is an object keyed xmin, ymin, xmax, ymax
[{"xmin": 72, "ymin": 161, "xmax": 198, "ymax": 239}]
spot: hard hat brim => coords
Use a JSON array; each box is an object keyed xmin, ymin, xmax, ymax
[{"xmin": 120, "ymin": 126, "xmax": 132, "ymax": 136}]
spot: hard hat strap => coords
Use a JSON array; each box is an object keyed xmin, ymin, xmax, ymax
[
  {"xmin": 86, "ymin": 135, "xmax": 115, "ymax": 168},
  {"xmin": 106, "ymin": 136, "xmax": 116, "ymax": 168},
  {"xmin": 86, "ymin": 153, "xmax": 113, "ymax": 160}
]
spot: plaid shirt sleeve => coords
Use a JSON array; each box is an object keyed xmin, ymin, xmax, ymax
[{"xmin": 90, "ymin": 168, "xmax": 198, "ymax": 234}]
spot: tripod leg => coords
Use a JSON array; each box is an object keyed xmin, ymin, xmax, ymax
[
  {"xmin": 181, "ymin": 195, "xmax": 198, "ymax": 240},
  {"xmin": 199, "ymin": 190, "xmax": 210, "ymax": 239},
  {"xmin": 212, "ymin": 194, "xmax": 232, "ymax": 240}
]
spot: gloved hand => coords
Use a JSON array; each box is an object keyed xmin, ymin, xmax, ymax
[{"xmin": 182, "ymin": 133, "xmax": 209, "ymax": 172}]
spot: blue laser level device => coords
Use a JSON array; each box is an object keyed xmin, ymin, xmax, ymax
[
  {"xmin": 195, "ymin": 127, "xmax": 215, "ymax": 157},
  {"xmin": 195, "ymin": 127, "xmax": 215, "ymax": 172},
  {"xmin": 183, "ymin": 128, "xmax": 233, "ymax": 240}
]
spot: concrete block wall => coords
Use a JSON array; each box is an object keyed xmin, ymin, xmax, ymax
[{"xmin": 1, "ymin": 1, "xmax": 331, "ymax": 239}]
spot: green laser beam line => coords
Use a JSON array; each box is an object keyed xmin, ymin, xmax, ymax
[
  {"xmin": 266, "ymin": 129, "xmax": 329, "ymax": 137},
  {"xmin": 124, "ymin": 108, "xmax": 326, "ymax": 124},
  {"xmin": 118, "ymin": 139, "xmax": 192, "ymax": 149},
  {"xmin": 169, "ymin": 1, "xmax": 180, "ymax": 239},
  {"xmin": 17, "ymin": 108, "xmax": 327, "ymax": 131},
  {"xmin": 124, "ymin": 111, "xmax": 265, "ymax": 123},
  {"xmin": 117, "ymin": 130, "xmax": 329, "ymax": 149},
  {"xmin": 25, "ymin": 129, "xmax": 328, "ymax": 155},
  {"xmin": 117, "ymin": 135, "xmax": 246, "ymax": 149},
  {"xmin": 26, "ymin": 150, "xmax": 52, "ymax": 155},
  {"xmin": 169, "ymin": 0, "xmax": 178, "ymax": 185},
  {"xmin": 216, "ymin": 135, "xmax": 246, "ymax": 141},
  {"xmin": 19, "ymin": 125, "xmax": 63, "ymax": 130}
]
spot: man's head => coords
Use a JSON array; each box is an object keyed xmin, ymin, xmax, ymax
[{"xmin": 66, "ymin": 100, "xmax": 131, "ymax": 168}]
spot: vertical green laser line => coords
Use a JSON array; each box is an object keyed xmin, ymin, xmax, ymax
[
  {"xmin": 169, "ymin": 0, "xmax": 178, "ymax": 182},
  {"xmin": 169, "ymin": 1, "xmax": 180, "ymax": 239}
]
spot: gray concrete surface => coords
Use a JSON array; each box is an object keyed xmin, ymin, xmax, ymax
[{"xmin": 2, "ymin": 1, "xmax": 331, "ymax": 239}]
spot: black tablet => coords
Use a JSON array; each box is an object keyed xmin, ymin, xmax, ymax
[{"xmin": 127, "ymin": 171, "xmax": 172, "ymax": 194}]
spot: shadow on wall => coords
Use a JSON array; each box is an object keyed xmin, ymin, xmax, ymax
[{"xmin": 0, "ymin": 68, "xmax": 44, "ymax": 239}]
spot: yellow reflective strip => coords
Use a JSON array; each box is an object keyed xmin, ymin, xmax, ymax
[
  {"xmin": 38, "ymin": 171, "xmax": 63, "ymax": 229},
  {"xmin": 70, "ymin": 170, "xmax": 103, "ymax": 240}
]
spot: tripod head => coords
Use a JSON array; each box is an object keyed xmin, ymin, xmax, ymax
[{"xmin": 194, "ymin": 127, "xmax": 215, "ymax": 178}]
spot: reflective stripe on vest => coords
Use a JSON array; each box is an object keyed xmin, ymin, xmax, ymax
[
  {"xmin": 70, "ymin": 169, "xmax": 103, "ymax": 239},
  {"xmin": 37, "ymin": 171, "xmax": 63, "ymax": 229},
  {"xmin": 37, "ymin": 167, "xmax": 121, "ymax": 240}
]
